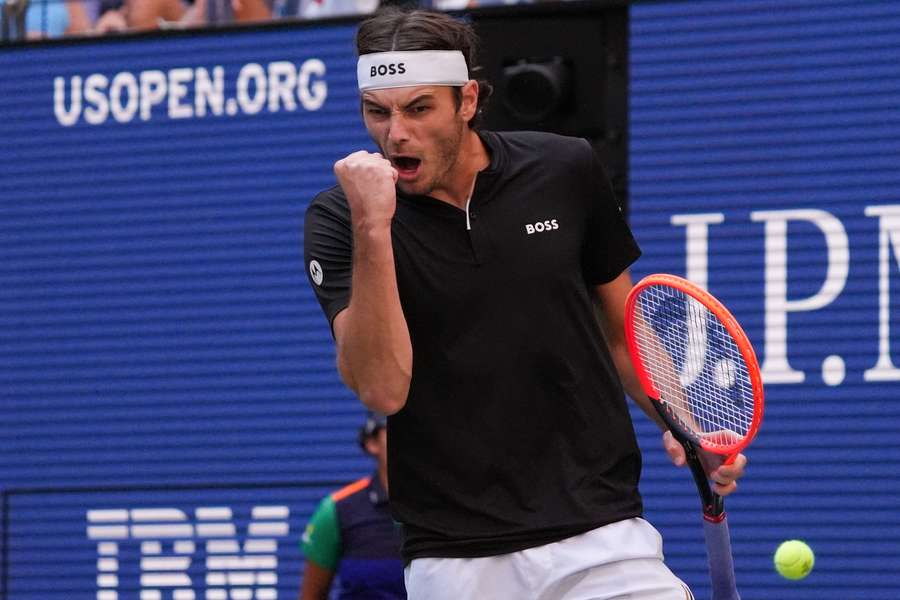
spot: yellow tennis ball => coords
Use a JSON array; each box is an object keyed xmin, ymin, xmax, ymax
[{"xmin": 774, "ymin": 540, "xmax": 815, "ymax": 580}]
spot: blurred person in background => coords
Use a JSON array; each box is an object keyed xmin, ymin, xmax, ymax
[
  {"xmin": 299, "ymin": 412, "xmax": 405, "ymax": 600},
  {"xmin": 1, "ymin": 0, "xmax": 91, "ymax": 38},
  {"xmin": 429, "ymin": 0, "xmax": 530, "ymax": 10},
  {"xmin": 123, "ymin": 0, "xmax": 188, "ymax": 29},
  {"xmin": 94, "ymin": 0, "xmax": 273, "ymax": 33},
  {"xmin": 274, "ymin": 0, "xmax": 377, "ymax": 22},
  {"xmin": 91, "ymin": 0, "xmax": 129, "ymax": 33},
  {"xmin": 172, "ymin": 0, "xmax": 271, "ymax": 29},
  {"xmin": 0, "ymin": 0, "xmax": 273, "ymax": 38}
]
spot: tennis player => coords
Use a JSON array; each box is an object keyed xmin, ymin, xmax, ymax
[{"xmin": 304, "ymin": 7, "xmax": 747, "ymax": 599}]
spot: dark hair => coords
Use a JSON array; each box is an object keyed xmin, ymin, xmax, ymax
[{"xmin": 356, "ymin": 7, "xmax": 493, "ymax": 129}]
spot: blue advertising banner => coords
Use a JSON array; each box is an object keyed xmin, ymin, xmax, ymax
[
  {"xmin": 3, "ymin": 1, "xmax": 900, "ymax": 598},
  {"xmin": 1, "ymin": 20, "xmax": 375, "ymax": 599},
  {"xmin": 631, "ymin": 1, "xmax": 900, "ymax": 598},
  {"xmin": 5, "ymin": 483, "xmax": 335, "ymax": 600}
]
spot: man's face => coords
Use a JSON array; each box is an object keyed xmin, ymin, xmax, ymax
[{"xmin": 361, "ymin": 84, "xmax": 474, "ymax": 197}]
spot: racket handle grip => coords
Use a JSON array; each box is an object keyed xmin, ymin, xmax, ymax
[{"xmin": 703, "ymin": 516, "xmax": 741, "ymax": 600}]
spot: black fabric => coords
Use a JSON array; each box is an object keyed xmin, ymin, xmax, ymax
[{"xmin": 304, "ymin": 130, "xmax": 643, "ymax": 562}]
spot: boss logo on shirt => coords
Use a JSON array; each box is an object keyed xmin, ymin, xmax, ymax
[
  {"xmin": 525, "ymin": 219, "xmax": 560, "ymax": 235},
  {"xmin": 370, "ymin": 63, "xmax": 407, "ymax": 77}
]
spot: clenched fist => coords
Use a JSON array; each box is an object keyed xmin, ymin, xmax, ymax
[{"xmin": 334, "ymin": 151, "xmax": 399, "ymax": 229}]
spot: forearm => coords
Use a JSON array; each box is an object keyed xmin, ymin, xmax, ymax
[
  {"xmin": 608, "ymin": 340, "xmax": 666, "ymax": 431},
  {"xmin": 299, "ymin": 560, "xmax": 334, "ymax": 600},
  {"xmin": 337, "ymin": 222, "xmax": 412, "ymax": 414},
  {"xmin": 594, "ymin": 272, "xmax": 667, "ymax": 431}
]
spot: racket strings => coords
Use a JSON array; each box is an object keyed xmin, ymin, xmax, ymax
[
  {"xmin": 633, "ymin": 285, "xmax": 755, "ymax": 449},
  {"xmin": 633, "ymin": 326, "xmax": 753, "ymax": 446}
]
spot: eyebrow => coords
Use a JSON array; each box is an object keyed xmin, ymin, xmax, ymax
[{"xmin": 362, "ymin": 93, "xmax": 437, "ymax": 111}]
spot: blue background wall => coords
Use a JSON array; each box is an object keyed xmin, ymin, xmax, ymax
[
  {"xmin": 630, "ymin": 1, "xmax": 900, "ymax": 598},
  {"xmin": 0, "ymin": 21, "xmax": 374, "ymax": 599},
  {"xmin": 1, "ymin": 0, "xmax": 899, "ymax": 598}
]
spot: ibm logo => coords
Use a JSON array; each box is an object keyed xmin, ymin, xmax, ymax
[{"xmin": 86, "ymin": 505, "xmax": 290, "ymax": 600}]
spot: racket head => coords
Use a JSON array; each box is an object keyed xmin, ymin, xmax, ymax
[{"xmin": 625, "ymin": 274, "xmax": 764, "ymax": 456}]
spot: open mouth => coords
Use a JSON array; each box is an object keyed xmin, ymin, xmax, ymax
[{"xmin": 392, "ymin": 156, "xmax": 422, "ymax": 180}]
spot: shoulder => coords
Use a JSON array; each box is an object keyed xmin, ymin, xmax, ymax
[
  {"xmin": 330, "ymin": 476, "xmax": 372, "ymax": 504},
  {"xmin": 307, "ymin": 184, "xmax": 350, "ymax": 220},
  {"xmin": 304, "ymin": 477, "xmax": 371, "ymax": 537},
  {"xmin": 489, "ymin": 130, "xmax": 592, "ymax": 173},
  {"xmin": 304, "ymin": 185, "xmax": 352, "ymax": 244},
  {"xmin": 492, "ymin": 130, "xmax": 590, "ymax": 157}
]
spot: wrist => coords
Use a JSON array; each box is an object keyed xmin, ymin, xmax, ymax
[{"xmin": 352, "ymin": 217, "xmax": 393, "ymax": 238}]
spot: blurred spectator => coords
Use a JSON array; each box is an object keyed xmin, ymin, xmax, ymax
[
  {"xmin": 92, "ymin": 0, "xmax": 128, "ymax": 33},
  {"xmin": 173, "ymin": 0, "xmax": 272, "ymax": 29},
  {"xmin": 89, "ymin": 0, "xmax": 273, "ymax": 34},
  {"xmin": 430, "ymin": 0, "xmax": 531, "ymax": 9},
  {"xmin": 125, "ymin": 0, "xmax": 186, "ymax": 29},
  {"xmin": 1, "ymin": 0, "xmax": 91, "ymax": 39},
  {"xmin": 299, "ymin": 412, "xmax": 405, "ymax": 600},
  {"xmin": 1, "ymin": 0, "xmax": 540, "ymax": 40},
  {"xmin": 275, "ymin": 0, "xmax": 376, "ymax": 21}
]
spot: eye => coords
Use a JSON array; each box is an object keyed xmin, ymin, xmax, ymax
[
  {"xmin": 366, "ymin": 106, "xmax": 389, "ymax": 118},
  {"xmin": 410, "ymin": 104, "xmax": 431, "ymax": 114}
]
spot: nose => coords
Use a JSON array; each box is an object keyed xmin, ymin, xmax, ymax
[{"xmin": 387, "ymin": 112, "xmax": 410, "ymax": 146}]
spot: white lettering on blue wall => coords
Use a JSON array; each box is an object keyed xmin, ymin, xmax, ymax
[
  {"xmin": 86, "ymin": 505, "xmax": 290, "ymax": 600},
  {"xmin": 54, "ymin": 60, "xmax": 327, "ymax": 127},
  {"xmin": 673, "ymin": 205, "xmax": 900, "ymax": 386}
]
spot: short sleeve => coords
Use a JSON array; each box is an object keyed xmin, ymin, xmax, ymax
[
  {"xmin": 301, "ymin": 495, "xmax": 342, "ymax": 571},
  {"xmin": 580, "ymin": 140, "xmax": 641, "ymax": 284},
  {"xmin": 304, "ymin": 191, "xmax": 353, "ymax": 331}
]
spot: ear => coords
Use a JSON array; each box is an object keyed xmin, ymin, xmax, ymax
[
  {"xmin": 363, "ymin": 435, "xmax": 379, "ymax": 457},
  {"xmin": 459, "ymin": 80, "xmax": 480, "ymax": 123}
]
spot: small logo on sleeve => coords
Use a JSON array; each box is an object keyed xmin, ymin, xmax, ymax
[
  {"xmin": 309, "ymin": 260, "xmax": 324, "ymax": 285},
  {"xmin": 525, "ymin": 219, "xmax": 559, "ymax": 235}
]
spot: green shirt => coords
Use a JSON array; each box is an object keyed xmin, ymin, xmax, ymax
[{"xmin": 302, "ymin": 494, "xmax": 342, "ymax": 570}]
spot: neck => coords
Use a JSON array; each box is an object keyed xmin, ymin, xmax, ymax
[{"xmin": 430, "ymin": 129, "xmax": 489, "ymax": 210}]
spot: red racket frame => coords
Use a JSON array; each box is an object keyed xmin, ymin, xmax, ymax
[{"xmin": 624, "ymin": 273, "xmax": 765, "ymax": 458}]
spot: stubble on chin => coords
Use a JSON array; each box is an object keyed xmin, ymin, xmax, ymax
[
  {"xmin": 429, "ymin": 123, "xmax": 465, "ymax": 196},
  {"xmin": 390, "ymin": 117, "xmax": 467, "ymax": 198}
]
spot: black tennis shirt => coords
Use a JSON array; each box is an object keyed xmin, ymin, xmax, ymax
[{"xmin": 304, "ymin": 130, "xmax": 644, "ymax": 562}]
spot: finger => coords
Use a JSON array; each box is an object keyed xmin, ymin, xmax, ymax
[
  {"xmin": 713, "ymin": 480, "xmax": 737, "ymax": 497},
  {"xmin": 711, "ymin": 454, "xmax": 747, "ymax": 481},
  {"xmin": 662, "ymin": 431, "xmax": 686, "ymax": 467},
  {"xmin": 341, "ymin": 150, "xmax": 372, "ymax": 165}
]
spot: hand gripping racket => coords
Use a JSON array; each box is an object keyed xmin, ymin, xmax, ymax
[{"xmin": 624, "ymin": 274, "xmax": 764, "ymax": 600}]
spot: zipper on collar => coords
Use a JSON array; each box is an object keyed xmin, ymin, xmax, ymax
[{"xmin": 464, "ymin": 174, "xmax": 478, "ymax": 231}]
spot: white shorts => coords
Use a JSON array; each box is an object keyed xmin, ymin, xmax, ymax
[{"xmin": 404, "ymin": 517, "xmax": 694, "ymax": 600}]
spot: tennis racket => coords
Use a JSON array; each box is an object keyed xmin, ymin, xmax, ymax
[{"xmin": 624, "ymin": 274, "xmax": 764, "ymax": 600}]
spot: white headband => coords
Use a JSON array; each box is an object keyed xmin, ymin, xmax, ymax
[{"xmin": 358, "ymin": 50, "xmax": 470, "ymax": 92}]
